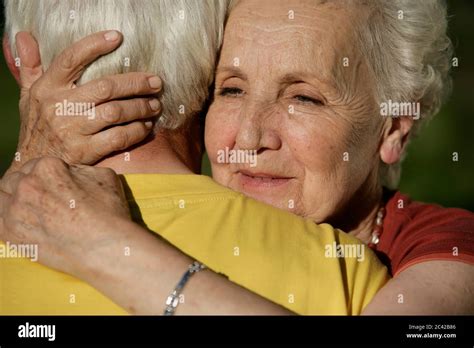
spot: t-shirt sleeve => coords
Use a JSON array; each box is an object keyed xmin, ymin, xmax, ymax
[
  {"xmin": 382, "ymin": 197, "xmax": 474, "ymax": 276},
  {"xmin": 132, "ymin": 189, "xmax": 390, "ymax": 315}
]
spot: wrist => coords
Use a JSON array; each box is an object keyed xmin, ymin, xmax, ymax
[{"xmin": 75, "ymin": 216, "xmax": 135, "ymax": 283}]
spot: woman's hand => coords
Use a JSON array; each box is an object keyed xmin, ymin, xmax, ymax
[
  {"xmin": 9, "ymin": 31, "xmax": 162, "ymax": 173},
  {"xmin": 0, "ymin": 157, "xmax": 131, "ymax": 278}
]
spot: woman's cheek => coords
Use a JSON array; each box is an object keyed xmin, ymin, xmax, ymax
[
  {"xmin": 205, "ymin": 101, "xmax": 241, "ymax": 169},
  {"xmin": 286, "ymin": 119, "xmax": 340, "ymax": 174}
]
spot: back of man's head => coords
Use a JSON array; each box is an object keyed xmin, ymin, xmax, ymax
[{"xmin": 4, "ymin": 0, "xmax": 228, "ymax": 129}]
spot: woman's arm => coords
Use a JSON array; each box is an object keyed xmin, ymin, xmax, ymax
[
  {"xmin": 0, "ymin": 158, "xmax": 291, "ymax": 315},
  {"xmin": 82, "ymin": 218, "xmax": 292, "ymax": 315},
  {"xmin": 362, "ymin": 261, "xmax": 474, "ymax": 315}
]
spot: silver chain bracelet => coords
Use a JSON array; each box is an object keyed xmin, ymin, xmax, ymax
[{"xmin": 163, "ymin": 261, "xmax": 206, "ymax": 315}]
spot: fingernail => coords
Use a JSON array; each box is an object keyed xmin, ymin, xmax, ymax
[
  {"xmin": 149, "ymin": 99, "xmax": 160, "ymax": 111},
  {"xmin": 104, "ymin": 30, "xmax": 120, "ymax": 41},
  {"xmin": 145, "ymin": 121, "xmax": 153, "ymax": 129},
  {"xmin": 148, "ymin": 76, "xmax": 161, "ymax": 89}
]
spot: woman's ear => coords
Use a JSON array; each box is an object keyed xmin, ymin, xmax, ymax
[
  {"xmin": 3, "ymin": 35, "xmax": 21, "ymax": 85},
  {"xmin": 379, "ymin": 116, "xmax": 414, "ymax": 165}
]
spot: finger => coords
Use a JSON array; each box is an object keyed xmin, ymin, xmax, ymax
[
  {"xmin": 81, "ymin": 97, "xmax": 161, "ymax": 134},
  {"xmin": 66, "ymin": 72, "xmax": 162, "ymax": 106},
  {"xmin": 15, "ymin": 32, "xmax": 43, "ymax": 89},
  {"xmin": 0, "ymin": 172, "xmax": 25, "ymax": 195},
  {"xmin": 88, "ymin": 121, "xmax": 154, "ymax": 158},
  {"xmin": 46, "ymin": 30, "xmax": 123, "ymax": 87}
]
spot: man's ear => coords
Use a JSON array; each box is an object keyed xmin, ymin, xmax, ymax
[
  {"xmin": 3, "ymin": 32, "xmax": 43, "ymax": 90},
  {"xmin": 3, "ymin": 34, "xmax": 21, "ymax": 85},
  {"xmin": 379, "ymin": 116, "xmax": 414, "ymax": 165}
]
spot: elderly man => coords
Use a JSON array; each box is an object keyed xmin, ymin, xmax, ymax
[{"xmin": 0, "ymin": 0, "xmax": 388, "ymax": 315}]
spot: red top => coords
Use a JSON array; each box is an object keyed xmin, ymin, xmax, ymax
[{"xmin": 374, "ymin": 191, "xmax": 474, "ymax": 276}]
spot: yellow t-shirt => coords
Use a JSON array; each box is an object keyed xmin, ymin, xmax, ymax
[{"xmin": 0, "ymin": 174, "xmax": 389, "ymax": 315}]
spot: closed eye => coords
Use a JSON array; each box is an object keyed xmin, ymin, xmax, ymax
[
  {"xmin": 294, "ymin": 95, "xmax": 323, "ymax": 106},
  {"xmin": 218, "ymin": 87, "xmax": 244, "ymax": 97}
]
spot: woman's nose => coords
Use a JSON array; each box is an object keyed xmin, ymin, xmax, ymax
[{"xmin": 235, "ymin": 107, "xmax": 282, "ymax": 153}]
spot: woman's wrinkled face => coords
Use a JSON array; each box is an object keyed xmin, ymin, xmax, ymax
[{"xmin": 206, "ymin": 0, "xmax": 383, "ymax": 222}]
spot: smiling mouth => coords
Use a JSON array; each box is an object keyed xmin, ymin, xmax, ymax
[{"xmin": 238, "ymin": 170, "xmax": 293, "ymax": 188}]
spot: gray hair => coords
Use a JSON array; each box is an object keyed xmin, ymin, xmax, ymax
[
  {"xmin": 358, "ymin": 0, "xmax": 453, "ymax": 188},
  {"xmin": 4, "ymin": 0, "xmax": 229, "ymax": 129}
]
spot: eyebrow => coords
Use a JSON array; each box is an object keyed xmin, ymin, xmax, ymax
[
  {"xmin": 216, "ymin": 67, "xmax": 330, "ymax": 86},
  {"xmin": 215, "ymin": 66, "xmax": 248, "ymax": 80},
  {"xmin": 215, "ymin": 67, "xmax": 342, "ymax": 96},
  {"xmin": 279, "ymin": 72, "xmax": 337, "ymax": 93},
  {"xmin": 280, "ymin": 72, "xmax": 317, "ymax": 84}
]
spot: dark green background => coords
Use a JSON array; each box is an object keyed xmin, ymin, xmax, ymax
[{"xmin": 1, "ymin": 1, "xmax": 473, "ymax": 211}]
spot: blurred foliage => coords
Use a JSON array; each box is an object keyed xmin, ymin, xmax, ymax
[
  {"xmin": 1, "ymin": 1, "xmax": 473, "ymax": 210},
  {"xmin": 397, "ymin": 0, "xmax": 474, "ymax": 211}
]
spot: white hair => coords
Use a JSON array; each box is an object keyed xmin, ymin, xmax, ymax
[
  {"xmin": 4, "ymin": 0, "xmax": 229, "ymax": 129},
  {"xmin": 356, "ymin": 0, "xmax": 453, "ymax": 188}
]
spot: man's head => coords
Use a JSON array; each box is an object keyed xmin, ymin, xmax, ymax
[{"xmin": 4, "ymin": 0, "xmax": 228, "ymax": 130}]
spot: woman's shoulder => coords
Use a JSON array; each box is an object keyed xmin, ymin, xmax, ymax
[
  {"xmin": 376, "ymin": 190, "xmax": 474, "ymax": 276},
  {"xmin": 386, "ymin": 191, "xmax": 474, "ymax": 230}
]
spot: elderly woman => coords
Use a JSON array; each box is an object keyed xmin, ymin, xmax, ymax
[{"xmin": 1, "ymin": 0, "xmax": 473, "ymax": 315}]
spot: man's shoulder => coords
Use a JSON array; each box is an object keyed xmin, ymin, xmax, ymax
[{"xmin": 121, "ymin": 173, "xmax": 239, "ymax": 200}]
